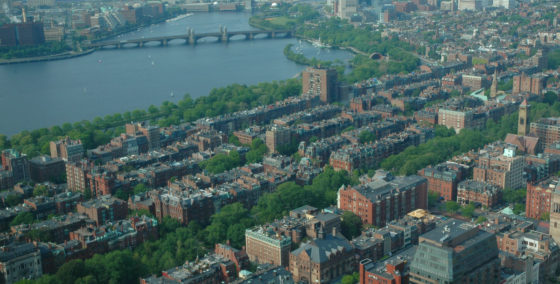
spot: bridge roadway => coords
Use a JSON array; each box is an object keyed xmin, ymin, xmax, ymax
[{"xmin": 87, "ymin": 28, "xmax": 294, "ymax": 49}]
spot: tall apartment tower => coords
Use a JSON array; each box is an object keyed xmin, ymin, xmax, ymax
[
  {"xmin": 302, "ymin": 67, "xmax": 338, "ymax": 103},
  {"xmin": 490, "ymin": 70, "xmax": 498, "ymax": 98},
  {"xmin": 265, "ymin": 126, "xmax": 291, "ymax": 154},
  {"xmin": 518, "ymin": 99, "xmax": 530, "ymax": 136},
  {"xmin": 551, "ymin": 188, "xmax": 560, "ymax": 245}
]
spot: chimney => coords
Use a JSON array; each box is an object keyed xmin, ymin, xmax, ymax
[
  {"xmin": 332, "ymin": 226, "xmax": 337, "ymax": 237},
  {"xmin": 22, "ymin": 8, "xmax": 27, "ymax": 23}
]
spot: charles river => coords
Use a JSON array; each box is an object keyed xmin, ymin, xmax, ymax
[{"xmin": 0, "ymin": 12, "xmax": 353, "ymax": 136}]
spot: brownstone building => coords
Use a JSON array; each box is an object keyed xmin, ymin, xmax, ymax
[
  {"xmin": 337, "ymin": 171, "xmax": 427, "ymax": 226},
  {"xmin": 457, "ymin": 179, "xmax": 501, "ymax": 208},
  {"xmin": 151, "ymin": 190, "xmax": 215, "ymax": 225},
  {"xmin": 289, "ymin": 229, "xmax": 355, "ymax": 283},
  {"xmin": 419, "ymin": 162, "xmax": 468, "ymax": 201},
  {"xmin": 214, "ymin": 243, "xmax": 249, "ymax": 274},
  {"xmin": 76, "ymin": 195, "xmax": 128, "ymax": 226}
]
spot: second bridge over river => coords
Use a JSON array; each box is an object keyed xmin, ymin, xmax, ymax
[{"xmin": 88, "ymin": 27, "xmax": 294, "ymax": 49}]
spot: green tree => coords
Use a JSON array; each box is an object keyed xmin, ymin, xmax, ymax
[
  {"xmin": 133, "ymin": 183, "xmax": 150, "ymax": 195},
  {"xmin": 428, "ymin": 191, "xmax": 440, "ymax": 208},
  {"xmin": 444, "ymin": 201, "xmax": 460, "ymax": 214},
  {"xmin": 340, "ymin": 211, "xmax": 363, "ymax": 239},
  {"xmin": 475, "ymin": 216, "xmax": 487, "ymax": 224},
  {"xmin": 33, "ymin": 185, "xmax": 49, "ymax": 197},
  {"xmin": 358, "ymin": 131, "xmax": 376, "ymax": 144},
  {"xmin": 5, "ymin": 194, "xmax": 23, "ymax": 207},
  {"xmin": 460, "ymin": 203, "xmax": 476, "ymax": 218},
  {"xmin": 10, "ymin": 212, "xmax": 34, "ymax": 226}
]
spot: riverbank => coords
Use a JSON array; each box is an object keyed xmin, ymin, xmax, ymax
[{"xmin": 0, "ymin": 49, "xmax": 95, "ymax": 65}]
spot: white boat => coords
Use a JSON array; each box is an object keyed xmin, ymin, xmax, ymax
[
  {"xmin": 311, "ymin": 37, "xmax": 331, "ymax": 49},
  {"xmin": 166, "ymin": 13, "xmax": 194, "ymax": 23}
]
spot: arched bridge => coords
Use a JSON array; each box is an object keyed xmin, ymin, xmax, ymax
[{"xmin": 87, "ymin": 27, "xmax": 294, "ymax": 49}]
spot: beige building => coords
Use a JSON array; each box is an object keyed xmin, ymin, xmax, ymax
[
  {"xmin": 473, "ymin": 147, "xmax": 525, "ymax": 189},
  {"xmin": 0, "ymin": 243, "xmax": 42, "ymax": 284},
  {"xmin": 265, "ymin": 126, "xmax": 291, "ymax": 154},
  {"xmin": 245, "ymin": 225, "xmax": 292, "ymax": 267}
]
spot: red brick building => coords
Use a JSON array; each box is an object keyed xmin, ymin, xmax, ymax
[
  {"xmin": 337, "ymin": 172, "xmax": 427, "ymax": 226},
  {"xmin": 526, "ymin": 179, "xmax": 556, "ymax": 220},
  {"xmin": 289, "ymin": 229, "xmax": 355, "ymax": 283},
  {"xmin": 214, "ymin": 243, "xmax": 249, "ymax": 274},
  {"xmin": 419, "ymin": 162, "xmax": 468, "ymax": 201},
  {"xmin": 457, "ymin": 179, "xmax": 501, "ymax": 208},
  {"xmin": 76, "ymin": 196, "xmax": 128, "ymax": 226},
  {"xmin": 359, "ymin": 246, "xmax": 415, "ymax": 284}
]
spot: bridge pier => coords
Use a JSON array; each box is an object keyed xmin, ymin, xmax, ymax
[
  {"xmin": 161, "ymin": 39, "xmax": 168, "ymax": 46},
  {"xmin": 188, "ymin": 28, "xmax": 196, "ymax": 45},
  {"xmin": 221, "ymin": 26, "xmax": 228, "ymax": 43},
  {"xmin": 117, "ymin": 43, "xmax": 121, "ymax": 49},
  {"xmin": 138, "ymin": 42, "xmax": 143, "ymax": 48},
  {"xmin": 247, "ymin": 33, "xmax": 253, "ymax": 40}
]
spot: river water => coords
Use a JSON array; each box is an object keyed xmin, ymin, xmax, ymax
[{"xmin": 0, "ymin": 12, "xmax": 352, "ymax": 136}]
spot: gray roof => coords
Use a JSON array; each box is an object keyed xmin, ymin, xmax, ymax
[{"xmin": 291, "ymin": 234, "xmax": 353, "ymax": 263}]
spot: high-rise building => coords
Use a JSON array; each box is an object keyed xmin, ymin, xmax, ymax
[
  {"xmin": 0, "ymin": 23, "xmax": 45, "ymax": 47},
  {"xmin": 126, "ymin": 122, "xmax": 160, "ymax": 150},
  {"xmin": 336, "ymin": 0, "xmax": 358, "ymax": 19},
  {"xmin": 512, "ymin": 73, "xmax": 547, "ymax": 95},
  {"xmin": 458, "ymin": 0, "xmax": 482, "ymax": 10},
  {"xmin": 490, "ymin": 70, "xmax": 498, "ymax": 98},
  {"xmin": 50, "ymin": 137, "xmax": 84, "ymax": 162},
  {"xmin": 302, "ymin": 67, "xmax": 338, "ymax": 103},
  {"xmin": 526, "ymin": 179, "xmax": 556, "ymax": 220},
  {"xmin": 410, "ymin": 219, "xmax": 500, "ymax": 284},
  {"xmin": 550, "ymin": 187, "xmax": 560, "ymax": 245},
  {"xmin": 265, "ymin": 126, "xmax": 292, "ymax": 154}
]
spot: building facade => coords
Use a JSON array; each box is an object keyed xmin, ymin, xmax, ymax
[
  {"xmin": 337, "ymin": 171, "xmax": 428, "ymax": 227},
  {"xmin": 410, "ymin": 219, "xmax": 500, "ymax": 284},
  {"xmin": 245, "ymin": 225, "xmax": 292, "ymax": 267}
]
